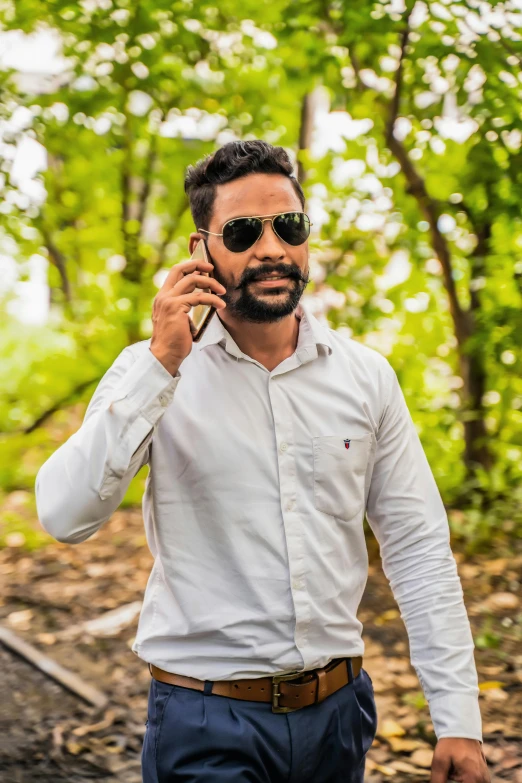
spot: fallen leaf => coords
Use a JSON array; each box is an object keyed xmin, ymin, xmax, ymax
[
  {"xmin": 410, "ymin": 748, "xmax": 434, "ymax": 768},
  {"xmin": 36, "ymin": 633, "xmax": 57, "ymax": 646},
  {"xmin": 52, "ymin": 723, "xmax": 65, "ymax": 750},
  {"xmin": 375, "ymin": 609, "xmax": 400, "ymax": 626},
  {"xmin": 395, "ymin": 712, "xmax": 420, "ymax": 730},
  {"xmin": 72, "ymin": 709, "xmax": 117, "ymax": 737},
  {"xmin": 480, "ymin": 688, "xmax": 508, "ymax": 701},
  {"xmin": 6, "ymin": 609, "xmax": 33, "ymax": 630},
  {"xmin": 65, "ymin": 740, "xmax": 85, "ymax": 755},
  {"xmin": 395, "ymin": 674, "xmax": 420, "ymax": 689},
  {"xmin": 378, "ymin": 719, "xmax": 406, "ymax": 739},
  {"xmin": 485, "ymin": 592, "xmax": 520, "ymax": 611},
  {"xmin": 5, "ymin": 532, "xmax": 26, "ymax": 548},
  {"xmin": 459, "ymin": 564, "xmax": 480, "ymax": 579},
  {"xmin": 482, "ymin": 558, "xmax": 510, "ymax": 576},
  {"xmin": 387, "ymin": 737, "xmax": 426, "ymax": 753},
  {"xmin": 390, "ymin": 760, "xmax": 430, "ymax": 776},
  {"xmin": 481, "ymin": 665, "xmax": 506, "ymax": 677},
  {"xmin": 374, "ymin": 763, "xmax": 397, "ymax": 776},
  {"xmin": 482, "ymin": 743, "xmax": 505, "ymax": 764},
  {"xmin": 483, "ymin": 722, "xmax": 506, "ymax": 734},
  {"xmin": 59, "ymin": 601, "xmax": 143, "ymax": 640},
  {"xmin": 386, "ymin": 658, "xmax": 411, "ymax": 673},
  {"xmin": 370, "ymin": 748, "xmax": 394, "ymax": 764},
  {"xmin": 498, "ymin": 757, "xmax": 522, "ymax": 772},
  {"xmin": 479, "ymin": 681, "xmax": 506, "ymax": 691}
]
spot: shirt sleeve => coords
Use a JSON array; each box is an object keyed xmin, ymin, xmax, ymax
[
  {"xmin": 365, "ymin": 359, "xmax": 482, "ymax": 742},
  {"xmin": 35, "ymin": 345, "xmax": 180, "ymax": 545}
]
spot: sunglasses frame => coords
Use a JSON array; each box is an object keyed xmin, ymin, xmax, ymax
[{"xmin": 198, "ymin": 211, "xmax": 313, "ymax": 253}]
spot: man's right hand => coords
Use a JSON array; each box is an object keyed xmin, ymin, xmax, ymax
[{"xmin": 150, "ymin": 258, "xmax": 227, "ymax": 376}]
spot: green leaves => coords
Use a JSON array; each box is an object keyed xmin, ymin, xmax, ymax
[{"xmin": 0, "ymin": 0, "xmax": 521, "ymax": 544}]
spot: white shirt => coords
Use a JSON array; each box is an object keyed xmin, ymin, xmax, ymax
[{"xmin": 35, "ymin": 301, "xmax": 482, "ymax": 741}]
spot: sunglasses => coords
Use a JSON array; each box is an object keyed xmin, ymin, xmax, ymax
[{"xmin": 198, "ymin": 211, "xmax": 312, "ymax": 253}]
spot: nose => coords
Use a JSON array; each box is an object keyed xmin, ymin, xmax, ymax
[{"xmin": 253, "ymin": 219, "xmax": 286, "ymax": 260}]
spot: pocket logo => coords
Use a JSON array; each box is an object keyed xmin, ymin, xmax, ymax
[{"xmin": 344, "ymin": 439, "xmax": 351, "ymax": 450}]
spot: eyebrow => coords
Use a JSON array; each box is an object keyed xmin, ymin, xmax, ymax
[{"xmin": 221, "ymin": 210, "xmax": 301, "ymax": 222}]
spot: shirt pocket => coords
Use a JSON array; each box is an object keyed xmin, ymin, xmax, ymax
[{"xmin": 312, "ymin": 433, "xmax": 372, "ymax": 521}]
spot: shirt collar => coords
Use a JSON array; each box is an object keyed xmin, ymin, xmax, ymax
[{"xmin": 194, "ymin": 299, "xmax": 333, "ymax": 358}]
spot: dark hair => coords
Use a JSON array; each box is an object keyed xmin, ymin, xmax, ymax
[{"xmin": 184, "ymin": 139, "xmax": 305, "ymax": 231}]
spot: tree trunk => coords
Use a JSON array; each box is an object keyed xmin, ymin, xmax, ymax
[
  {"xmin": 386, "ymin": 134, "xmax": 493, "ymax": 480},
  {"xmin": 297, "ymin": 92, "xmax": 315, "ymax": 186}
]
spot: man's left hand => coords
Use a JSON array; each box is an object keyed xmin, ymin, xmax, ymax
[{"xmin": 431, "ymin": 738, "xmax": 490, "ymax": 783}]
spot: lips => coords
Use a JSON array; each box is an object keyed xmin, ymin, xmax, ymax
[{"xmin": 253, "ymin": 275, "xmax": 291, "ymax": 282}]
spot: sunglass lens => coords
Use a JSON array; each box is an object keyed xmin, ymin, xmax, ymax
[
  {"xmin": 222, "ymin": 218, "xmax": 263, "ymax": 252},
  {"xmin": 273, "ymin": 212, "xmax": 310, "ymax": 246}
]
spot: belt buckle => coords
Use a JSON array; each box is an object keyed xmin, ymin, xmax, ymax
[{"xmin": 271, "ymin": 670, "xmax": 306, "ymax": 714}]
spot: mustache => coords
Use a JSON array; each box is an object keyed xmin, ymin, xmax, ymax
[{"xmin": 240, "ymin": 265, "xmax": 309, "ymax": 287}]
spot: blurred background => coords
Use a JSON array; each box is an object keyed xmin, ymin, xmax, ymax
[{"xmin": 0, "ymin": 1, "xmax": 521, "ymax": 782}]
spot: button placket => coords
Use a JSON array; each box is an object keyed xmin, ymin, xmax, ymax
[{"xmin": 269, "ymin": 376, "xmax": 310, "ymax": 661}]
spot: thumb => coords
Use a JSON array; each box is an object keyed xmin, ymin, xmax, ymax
[{"xmin": 431, "ymin": 748, "xmax": 452, "ymax": 783}]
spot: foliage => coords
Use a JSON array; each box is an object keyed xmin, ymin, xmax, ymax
[{"xmin": 0, "ymin": 0, "xmax": 521, "ymax": 547}]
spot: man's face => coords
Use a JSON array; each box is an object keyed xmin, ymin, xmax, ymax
[{"xmin": 188, "ymin": 172, "xmax": 310, "ymax": 323}]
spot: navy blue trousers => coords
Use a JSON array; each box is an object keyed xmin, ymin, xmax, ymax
[{"xmin": 141, "ymin": 666, "xmax": 378, "ymax": 782}]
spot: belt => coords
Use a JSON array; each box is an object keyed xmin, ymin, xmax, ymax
[{"xmin": 149, "ymin": 656, "xmax": 362, "ymax": 714}]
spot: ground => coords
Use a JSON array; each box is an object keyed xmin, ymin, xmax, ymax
[{"xmin": 0, "ymin": 501, "xmax": 521, "ymax": 782}]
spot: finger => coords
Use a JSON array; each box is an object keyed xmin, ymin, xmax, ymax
[
  {"xmin": 178, "ymin": 291, "xmax": 227, "ymax": 312},
  {"xmin": 431, "ymin": 753, "xmax": 452, "ymax": 783},
  {"xmin": 160, "ymin": 259, "xmax": 215, "ymax": 292},
  {"xmin": 173, "ymin": 273, "xmax": 226, "ymax": 296}
]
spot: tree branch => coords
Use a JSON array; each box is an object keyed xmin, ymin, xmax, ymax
[
  {"xmin": 348, "ymin": 47, "xmax": 364, "ymax": 92},
  {"xmin": 137, "ymin": 117, "xmax": 165, "ymax": 235},
  {"xmin": 385, "ymin": 17, "xmax": 471, "ymax": 345},
  {"xmin": 17, "ymin": 376, "xmax": 101, "ymax": 434},
  {"xmin": 151, "ymin": 194, "xmax": 190, "ymax": 274},
  {"xmin": 38, "ymin": 221, "xmax": 72, "ymax": 304}
]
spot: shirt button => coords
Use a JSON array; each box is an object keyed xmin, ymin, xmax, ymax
[
  {"xmin": 280, "ymin": 442, "xmax": 288, "ymax": 452},
  {"xmin": 286, "ymin": 500, "xmax": 294, "ymax": 511},
  {"xmin": 292, "ymin": 579, "xmax": 302, "ymax": 590},
  {"xmin": 159, "ymin": 394, "xmax": 169, "ymax": 407}
]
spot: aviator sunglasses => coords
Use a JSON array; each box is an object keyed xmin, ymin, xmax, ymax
[{"xmin": 198, "ymin": 211, "xmax": 312, "ymax": 253}]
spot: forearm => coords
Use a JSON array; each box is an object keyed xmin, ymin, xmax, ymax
[
  {"xmin": 366, "ymin": 359, "xmax": 482, "ymax": 741},
  {"xmin": 35, "ymin": 346, "xmax": 180, "ymax": 544},
  {"xmin": 380, "ymin": 517, "xmax": 481, "ymax": 740},
  {"xmin": 35, "ymin": 408, "xmax": 153, "ymax": 543}
]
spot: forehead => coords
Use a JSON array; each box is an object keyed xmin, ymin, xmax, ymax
[{"xmin": 210, "ymin": 172, "xmax": 302, "ymax": 227}]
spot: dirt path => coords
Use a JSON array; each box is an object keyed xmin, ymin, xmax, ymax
[{"xmin": 0, "ymin": 506, "xmax": 521, "ymax": 782}]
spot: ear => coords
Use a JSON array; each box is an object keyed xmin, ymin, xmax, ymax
[{"xmin": 188, "ymin": 231, "xmax": 206, "ymax": 256}]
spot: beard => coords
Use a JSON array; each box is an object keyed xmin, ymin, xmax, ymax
[{"xmin": 209, "ymin": 256, "xmax": 310, "ymax": 324}]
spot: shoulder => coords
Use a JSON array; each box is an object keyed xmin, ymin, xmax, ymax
[
  {"xmin": 123, "ymin": 338, "xmax": 152, "ymax": 361},
  {"xmin": 101, "ymin": 339, "xmax": 155, "ymax": 378},
  {"xmin": 323, "ymin": 326, "xmax": 396, "ymax": 420},
  {"xmin": 327, "ymin": 326, "xmax": 393, "ymax": 377}
]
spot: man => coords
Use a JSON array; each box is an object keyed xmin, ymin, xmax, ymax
[{"xmin": 36, "ymin": 140, "xmax": 489, "ymax": 783}]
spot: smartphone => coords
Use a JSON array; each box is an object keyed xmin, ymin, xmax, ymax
[{"xmin": 189, "ymin": 238, "xmax": 217, "ymax": 342}]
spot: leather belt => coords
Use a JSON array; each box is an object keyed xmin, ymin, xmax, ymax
[{"xmin": 149, "ymin": 656, "xmax": 363, "ymax": 713}]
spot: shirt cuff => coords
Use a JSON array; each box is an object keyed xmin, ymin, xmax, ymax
[
  {"xmin": 110, "ymin": 346, "xmax": 181, "ymax": 424},
  {"xmin": 428, "ymin": 691, "xmax": 483, "ymax": 742}
]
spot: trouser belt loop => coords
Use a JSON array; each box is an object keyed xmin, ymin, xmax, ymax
[
  {"xmin": 346, "ymin": 657, "xmax": 354, "ymax": 684},
  {"xmin": 148, "ymin": 662, "xmax": 152, "ymax": 677},
  {"xmin": 315, "ymin": 669, "xmax": 329, "ymax": 703},
  {"xmin": 203, "ymin": 680, "xmax": 213, "ymax": 695}
]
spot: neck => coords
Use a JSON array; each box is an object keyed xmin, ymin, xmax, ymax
[{"xmin": 218, "ymin": 309, "xmax": 301, "ymax": 369}]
